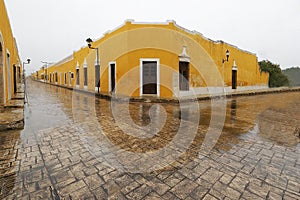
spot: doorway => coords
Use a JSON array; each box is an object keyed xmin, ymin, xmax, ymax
[
  {"xmin": 13, "ymin": 65, "xmax": 17, "ymax": 93},
  {"xmin": 232, "ymin": 70, "xmax": 237, "ymax": 89},
  {"xmin": 109, "ymin": 62, "xmax": 116, "ymax": 93},
  {"xmin": 0, "ymin": 42, "xmax": 3, "ymax": 104},
  {"xmin": 179, "ymin": 61, "xmax": 189, "ymax": 91},
  {"xmin": 141, "ymin": 59, "xmax": 159, "ymax": 95}
]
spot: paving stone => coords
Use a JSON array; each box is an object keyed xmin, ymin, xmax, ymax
[
  {"xmin": 283, "ymin": 191, "xmax": 300, "ymax": 200},
  {"xmin": 59, "ymin": 180, "xmax": 87, "ymax": 196},
  {"xmin": 241, "ymin": 190, "xmax": 264, "ymax": 200},
  {"xmin": 145, "ymin": 177, "xmax": 170, "ymax": 195},
  {"xmin": 143, "ymin": 192, "xmax": 162, "ymax": 200},
  {"xmin": 200, "ymin": 168, "xmax": 223, "ymax": 184},
  {"xmin": 92, "ymin": 186, "xmax": 108, "ymax": 199},
  {"xmin": 268, "ymin": 191, "xmax": 283, "ymax": 200},
  {"xmin": 84, "ymin": 173, "xmax": 105, "ymax": 190},
  {"xmin": 163, "ymin": 172, "xmax": 185, "ymax": 188},
  {"xmin": 219, "ymin": 174, "xmax": 234, "ymax": 185},
  {"xmin": 202, "ymin": 193, "xmax": 219, "ymax": 200},
  {"xmin": 162, "ymin": 191, "xmax": 181, "ymax": 200},
  {"xmin": 190, "ymin": 185, "xmax": 210, "ymax": 199},
  {"xmin": 212, "ymin": 181, "xmax": 241, "ymax": 199},
  {"xmin": 126, "ymin": 184, "xmax": 152, "ymax": 199},
  {"xmin": 229, "ymin": 176, "xmax": 249, "ymax": 193},
  {"xmin": 170, "ymin": 178, "xmax": 199, "ymax": 199},
  {"xmin": 121, "ymin": 180, "xmax": 141, "ymax": 195},
  {"xmin": 246, "ymin": 182, "xmax": 270, "ymax": 199}
]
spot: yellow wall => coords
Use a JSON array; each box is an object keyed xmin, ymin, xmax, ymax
[
  {"xmin": 0, "ymin": 0, "xmax": 22, "ymax": 105},
  {"xmin": 39, "ymin": 20, "xmax": 268, "ymax": 98}
]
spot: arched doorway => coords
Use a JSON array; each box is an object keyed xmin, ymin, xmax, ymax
[{"xmin": 0, "ymin": 41, "xmax": 4, "ymax": 105}]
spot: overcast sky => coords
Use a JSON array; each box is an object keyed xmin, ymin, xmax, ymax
[{"xmin": 4, "ymin": 0, "xmax": 300, "ymax": 74}]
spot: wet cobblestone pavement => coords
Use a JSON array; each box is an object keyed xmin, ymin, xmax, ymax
[{"xmin": 0, "ymin": 80, "xmax": 299, "ymax": 199}]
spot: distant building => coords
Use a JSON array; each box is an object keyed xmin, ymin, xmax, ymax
[
  {"xmin": 0, "ymin": 0, "xmax": 22, "ymax": 105},
  {"xmin": 37, "ymin": 20, "xmax": 269, "ymax": 99}
]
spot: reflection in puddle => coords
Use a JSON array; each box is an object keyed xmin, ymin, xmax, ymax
[
  {"xmin": 26, "ymin": 80, "xmax": 300, "ymax": 150},
  {"xmin": 14, "ymin": 81, "xmax": 300, "ymax": 168}
]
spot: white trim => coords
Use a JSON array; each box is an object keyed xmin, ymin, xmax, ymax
[
  {"xmin": 108, "ymin": 61, "xmax": 117, "ymax": 93},
  {"xmin": 84, "ymin": 86, "xmax": 88, "ymax": 90},
  {"xmin": 83, "ymin": 58, "xmax": 87, "ymax": 68},
  {"xmin": 179, "ymin": 46, "xmax": 190, "ymax": 63},
  {"xmin": 131, "ymin": 21, "xmax": 170, "ymax": 25},
  {"xmin": 140, "ymin": 58, "xmax": 160, "ymax": 97},
  {"xmin": 76, "ymin": 61, "xmax": 79, "ymax": 69},
  {"xmin": 95, "ymin": 87, "xmax": 99, "ymax": 92}
]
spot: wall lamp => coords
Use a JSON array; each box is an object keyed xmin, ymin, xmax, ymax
[
  {"xmin": 86, "ymin": 38, "xmax": 100, "ymax": 92},
  {"xmin": 222, "ymin": 50, "xmax": 230, "ymax": 63}
]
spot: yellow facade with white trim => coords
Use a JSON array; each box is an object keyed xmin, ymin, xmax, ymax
[
  {"xmin": 0, "ymin": 0, "xmax": 22, "ymax": 105},
  {"xmin": 36, "ymin": 20, "xmax": 269, "ymax": 99}
]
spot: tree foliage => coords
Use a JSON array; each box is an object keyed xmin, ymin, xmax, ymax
[
  {"xmin": 282, "ymin": 67, "xmax": 300, "ymax": 86},
  {"xmin": 258, "ymin": 60, "xmax": 289, "ymax": 87}
]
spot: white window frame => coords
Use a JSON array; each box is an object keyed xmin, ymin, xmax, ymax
[{"xmin": 140, "ymin": 58, "xmax": 160, "ymax": 97}]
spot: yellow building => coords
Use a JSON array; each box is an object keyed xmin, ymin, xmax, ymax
[
  {"xmin": 37, "ymin": 20, "xmax": 268, "ymax": 99},
  {"xmin": 0, "ymin": 0, "xmax": 22, "ymax": 105}
]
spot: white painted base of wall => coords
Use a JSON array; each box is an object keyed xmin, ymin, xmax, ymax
[
  {"xmin": 176, "ymin": 85, "xmax": 269, "ymax": 97},
  {"xmin": 95, "ymin": 87, "xmax": 100, "ymax": 92}
]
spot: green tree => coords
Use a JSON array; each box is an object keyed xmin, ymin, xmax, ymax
[{"xmin": 258, "ymin": 60, "xmax": 289, "ymax": 87}]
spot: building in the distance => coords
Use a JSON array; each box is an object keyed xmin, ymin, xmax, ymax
[
  {"xmin": 0, "ymin": 0, "xmax": 22, "ymax": 105},
  {"xmin": 35, "ymin": 20, "xmax": 269, "ymax": 99}
]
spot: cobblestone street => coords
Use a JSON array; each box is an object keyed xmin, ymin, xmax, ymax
[{"xmin": 1, "ymin": 80, "xmax": 299, "ymax": 199}]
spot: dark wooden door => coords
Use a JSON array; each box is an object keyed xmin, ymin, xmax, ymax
[
  {"xmin": 13, "ymin": 65, "xmax": 17, "ymax": 93},
  {"xmin": 179, "ymin": 61, "xmax": 189, "ymax": 91},
  {"xmin": 142, "ymin": 61, "xmax": 157, "ymax": 94},
  {"xmin": 110, "ymin": 63, "xmax": 116, "ymax": 92},
  {"xmin": 232, "ymin": 70, "xmax": 237, "ymax": 89}
]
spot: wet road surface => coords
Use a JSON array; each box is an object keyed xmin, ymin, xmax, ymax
[{"xmin": 0, "ymin": 79, "xmax": 299, "ymax": 199}]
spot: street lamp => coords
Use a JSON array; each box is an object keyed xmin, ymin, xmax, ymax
[
  {"xmin": 222, "ymin": 50, "xmax": 230, "ymax": 92},
  {"xmin": 22, "ymin": 58, "xmax": 31, "ymax": 81},
  {"xmin": 23, "ymin": 58, "xmax": 30, "ymax": 104},
  {"xmin": 86, "ymin": 38, "xmax": 100, "ymax": 93},
  {"xmin": 41, "ymin": 61, "xmax": 53, "ymax": 83}
]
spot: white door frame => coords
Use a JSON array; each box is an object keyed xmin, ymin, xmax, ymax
[{"xmin": 140, "ymin": 58, "xmax": 160, "ymax": 96}]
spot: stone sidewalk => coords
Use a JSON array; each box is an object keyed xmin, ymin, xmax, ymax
[
  {"xmin": 1, "ymin": 120, "xmax": 299, "ymax": 199},
  {"xmin": 0, "ymin": 91, "xmax": 24, "ymax": 131}
]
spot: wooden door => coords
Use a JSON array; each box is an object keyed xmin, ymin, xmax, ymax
[{"xmin": 142, "ymin": 61, "xmax": 157, "ymax": 94}]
